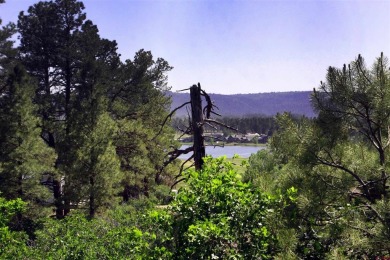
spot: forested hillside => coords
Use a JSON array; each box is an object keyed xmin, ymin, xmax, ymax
[{"xmin": 170, "ymin": 91, "xmax": 316, "ymax": 117}]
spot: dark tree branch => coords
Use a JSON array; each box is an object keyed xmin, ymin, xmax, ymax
[
  {"xmin": 152, "ymin": 101, "xmax": 191, "ymax": 141},
  {"xmin": 170, "ymin": 178, "xmax": 186, "ymax": 190},
  {"xmin": 177, "ymin": 87, "xmax": 191, "ymax": 92},
  {"xmin": 175, "ymin": 155, "xmax": 195, "ymax": 180},
  {"xmin": 204, "ymin": 119, "xmax": 239, "ymax": 132}
]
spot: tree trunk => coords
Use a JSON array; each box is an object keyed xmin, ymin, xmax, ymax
[
  {"xmin": 89, "ymin": 176, "xmax": 95, "ymax": 218},
  {"xmin": 53, "ymin": 179, "xmax": 64, "ymax": 219},
  {"xmin": 190, "ymin": 84, "xmax": 205, "ymax": 170}
]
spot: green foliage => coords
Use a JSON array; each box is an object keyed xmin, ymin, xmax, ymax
[
  {"xmin": 244, "ymin": 149, "xmax": 282, "ymax": 193},
  {"xmin": 170, "ymin": 156, "xmax": 277, "ymax": 259},
  {"xmin": 0, "ymin": 196, "xmax": 30, "ymax": 259},
  {"xmin": 0, "ymin": 65, "xmax": 56, "ymax": 220},
  {"xmin": 110, "ymin": 50, "xmax": 176, "ymax": 199},
  {"xmin": 115, "ymin": 119, "xmax": 156, "ymax": 199},
  {"xmin": 260, "ymin": 54, "xmax": 390, "ymax": 258},
  {"xmin": 0, "ymin": 18, "xmax": 16, "ymax": 94},
  {"xmin": 0, "ymin": 197, "xmax": 26, "ymax": 229},
  {"xmin": 220, "ymin": 115, "xmax": 276, "ymax": 136},
  {"xmin": 15, "ymin": 0, "xmax": 176, "ymax": 217},
  {"xmin": 65, "ymin": 112, "xmax": 121, "ymax": 216},
  {"xmin": 29, "ymin": 207, "xmax": 173, "ymax": 259},
  {"xmin": 0, "ymin": 158, "xmax": 299, "ymax": 259}
]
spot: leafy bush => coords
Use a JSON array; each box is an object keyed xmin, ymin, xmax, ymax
[
  {"xmin": 30, "ymin": 210, "xmax": 172, "ymax": 259},
  {"xmin": 170, "ymin": 156, "xmax": 279, "ymax": 259},
  {"xmin": 0, "ymin": 196, "xmax": 30, "ymax": 259},
  {"xmin": 0, "ymin": 157, "xmax": 298, "ymax": 259}
]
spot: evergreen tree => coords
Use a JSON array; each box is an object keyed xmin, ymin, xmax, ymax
[
  {"xmin": 18, "ymin": 0, "xmax": 88, "ymax": 218},
  {"xmin": 109, "ymin": 50, "xmax": 176, "ymax": 200},
  {"xmin": 16, "ymin": 0, "xmax": 176, "ymax": 215},
  {"xmin": 18, "ymin": 0, "xmax": 87, "ymax": 137},
  {"xmin": 66, "ymin": 111, "xmax": 121, "ymax": 217},
  {"xmin": 18, "ymin": 0, "xmax": 122, "ymax": 217},
  {"xmin": 268, "ymin": 53, "xmax": 390, "ymax": 257},
  {"xmin": 60, "ymin": 20, "xmax": 121, "ymax": 217},
  {"xmin": 0, "ymin": 0, "xmax": 17, "ymax": 95},
  {"xmin": 0, "ymin": 65, "xmax": 56, "ymax": 220}
]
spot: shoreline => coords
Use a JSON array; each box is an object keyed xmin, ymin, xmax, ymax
[{"xmin": 179, "ymin": 142, "xmax": 267, "ymax": 147}]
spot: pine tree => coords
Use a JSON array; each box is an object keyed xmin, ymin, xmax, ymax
[
  {"xmin": 18, "ymin": 0, "xmax": 121, "ymax": 217},
  {"xmin": 109, "ymin": 50, "xmax": 176, "ymax": 200},
  {"xmin": 0, "ymin": 65, "xmax": 56, "ymax": 220},
  {"xmin": 60, "ymin": 20, "xmax": 121, "ymax": 217},
  {"xmin": 269, "ymin": 54, "xmax": 390, "ymax": 257},
  {"xmin": 17, "ymin": 0, "xmax": 87, "ymax": 218},
  {"xmin": 16, "ymin": 0, "xmax": 176, "ymax": 214},
  {"xmin": 0, "ymin": 0, "xmax": 17, "ymax": 95},
  {"xmin": 68, "ymin": 112, "xmax": 121, "ymax": 217}
]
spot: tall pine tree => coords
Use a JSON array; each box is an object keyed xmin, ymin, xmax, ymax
[
  {"xmin": 60, "ymin": 20, "xmax": 121, "ymax": 217},
  {"xmin": 0, "ymin": 65, "xmax": 56, "ymax": 220},
  {"xmin": 16, "ymin": 0, "xmax": 177, "ymax": 215}
]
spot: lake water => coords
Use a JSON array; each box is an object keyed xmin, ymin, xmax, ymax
[{"xmin": 178, "ymin": 145, "xmax": 266, "ymax": 159}]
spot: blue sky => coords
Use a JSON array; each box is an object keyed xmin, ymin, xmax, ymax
[{"xmin": 1, "ymin": 0, "xmax": 390, "ymax": 94}]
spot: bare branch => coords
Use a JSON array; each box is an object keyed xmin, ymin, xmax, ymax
[
  {"xmin": 176, "ymin": 125, "xmax": 192, "ymax": 137},
  {"xmin": 211, "ymin": 110, "xmax": 222, "ymax": 117},
  {"xmin": 315, "ymin": 154, "xmax": 365, "ymax": 187},
  {"xmin": 201, "ymin": 90, "xmax": 213, "ymax": 119},
  {"xmin": 152, "ymin": 101, "xmax": 191, "ymax": 141},
  {"xmin": 205, "ymin": 143, "xmax": 225, "ymax": 148},
  {"xmin": 363, "ymin": 203, "xmax": 385, "ymax": 224},
  {"xmin": 176, "ymin": 155, "xmax": 194, "ymax": 179},
  {"xmin": 171, "ymin": 178, "xmax": 186, "ymax": 189},
  {"xmin": 204, "ymin": 121, "xmax": 218, "ymax": 130},
  {"xmin": 165, "ymin": 146, "xmax": 194, "ymax": 165},
  {"xmin": 204, "ymin": 118, "xmax": 239, "ymax": 132},
  {"xmin": 176, "ymin": 87, "xmax": 191, "ymax": 92}
]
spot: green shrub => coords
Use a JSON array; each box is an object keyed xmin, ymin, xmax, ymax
[
  {"xmin": 170, "ymin": 156, "xmax": 278, "ymax": 259},
  {"xmin": 0, "ymin": 196, "xmax": 31, "ymax": 259}
]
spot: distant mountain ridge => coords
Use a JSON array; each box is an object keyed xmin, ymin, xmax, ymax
[{"xmin": 169, "ymin": 91, "xmax": 316, "ymax": 118}]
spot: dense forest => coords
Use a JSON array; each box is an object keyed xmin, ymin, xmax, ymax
[
  {"xmin": 170, "ymin": 91, "xmax": 316, "ymax": 117},
  {"xmin": 172, "ymin": 115, "xmax": 277, "ymax": 137},
  {"xmin": 1, "ymin": 0, "xmax": 390, "ymax": 259}
]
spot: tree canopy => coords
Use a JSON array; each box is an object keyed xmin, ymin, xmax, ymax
[
  {"xmin": 1, "ymin": 0, "xmax": 177, "ymax": 221},
  {"xmin": 262, "ymin": 53, "xmax": 390, "ymax": 258}
]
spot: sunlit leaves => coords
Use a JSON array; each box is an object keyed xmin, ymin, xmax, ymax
[{"xmin": 171, "ymin": 156, "xmax": 277, "ymax": 259}]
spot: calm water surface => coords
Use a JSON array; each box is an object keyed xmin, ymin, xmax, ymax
[{"xmin": 179, "ymin": 145, "xmax": 266, "ymax": 159}]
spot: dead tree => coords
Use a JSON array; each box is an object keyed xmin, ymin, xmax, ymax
[
  {"xmin": 190, "ymin": 84, "xmax": 206, "ymax": 170},
  {"xmin": 156, "ymin": 83, "xmax": 237, "ymax": 187}
]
